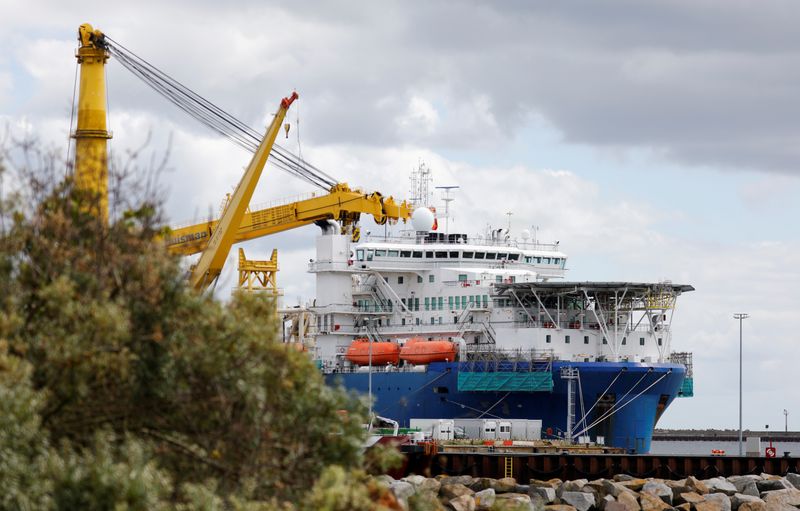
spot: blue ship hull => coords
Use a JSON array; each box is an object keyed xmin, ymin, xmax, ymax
[{"xmin": 326, "ymin": 361, "xmax": 686, "ymax": 453}]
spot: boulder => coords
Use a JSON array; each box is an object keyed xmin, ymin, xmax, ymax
[
  {"xmin": 492, "ymin": 477, "xmax": 519, "ymax": 494},
  {"xmin": 532, "ymin": 479, "xmax": 563, "ymax": 489},
  {"xmin": 604, "ymin": 480, "xmax": 637, "ymax": 498},
  {"xmin": 678, "ymin": 492, "xmax": 707, "ymax": 505},
  {"xmin": 474, "ymin": 488, "xmax": 496, "ymax": 509},
  {"xmin": 440, "ymin": 483, "xmax": 475, "ymax": 501},
  {"xmin": 419, "ymin": 478, "xmax": 441, "ymax": 495},
  {"xmin": 784, "ymin": 474, "xmax": 800, "ymax": 490},
  {"xmin": 606, "ymin": 503, "xmax": 632, "ymax": 511},
  {"xmin": 731, "ymin": 494, "xmax": 764, "ymax": 511},
  {"xmin": 666, "ymin": 480, "xmax": 689, "ymax": 488},
  {"xmin": 515, "ymin": 485, "xmax": 532, "ymax": 495},
  {"xmin": 696, "ymin": 500, "xmax": 727, "ymax": 511},
  {"xmin": 531, "ymin": 486, "xmax": 557, "ymax": 504},
  {"xmin": 408, "ymin": 491, "xmax": 445, "ymax": 511},
  {"xmin": 640, "ymin": 492, "xmax": 672, "ymax": 511},
  {"xmin": 470, "ymin": 478, "xmax": 495, "ymax": 492},
  {"xmin": 674, "ymin": 504, "xmax": 692, "ymax": 511},
  {"xmin": 403, "ymin": 474, "xmax": 427, "ymax": 487},
  {"xmin": 687, "ymin": 476, "xmax": 711, "ymax": 495},
  {"xmin": 618, "ymin": 489, "xmax": 641, "ymax": 511},
  {"xmin": 706, "ymin": 478, "xmax": 739, "ymax": 496},
  {"xmin": 704, "ymin": 492, "xmax": 733, "ymax": 511},
  {"xmin": 738, "ymin": 502, "xmax": 766, "ymax": 511},
  {"xmin": 615, "ymin": 475, "xmax": 635, "ymax": 482},
  {"xmin": 729, "ymin": 477, "xmax": 763, "ymax": 493},
  {"xmin": 761, "ymin": 488, "xmax": 800, "ymax": 509},
  {"xmin": 756, "ymin": 480, "xmax": 787, "ymax": 493},
  {"xmin": 390, "ymin": 481, "xmax": 416, "ymax": 507},
  {"xmin": 545, "ymin": 506, "xmax": 578, "ymax": 511},
  {"xmin": 619, "ymin": 479, "xmax": 648, "ymax": 492},
  {"xmin": 599, "ymin": 494, "xmax": 616, "ymax": 510},
  {"xmin": 449, "ymin": 494, "xmax": 476, "ymax": 511},
  {"xmin": 376, "ymin": 474, "xmax": 396, "ymax": 487},
  {"xmin": 442, "ymin": 475, "xmax": 475, "ymax": 487},
  {"xmin": 642, "ymin": 481, "xmax": 674, "ymax": 504},
  {"xmin": 561, "ymin": 491, "xmax": 596, "ymax": 511},
  {"xmin": 557, "ymin": 480, "xmax": 588, "ymax": 498},
  {"xmin": 671, "ymin": 486, "xmax": 694, "ymax": 502},
  {"xmin": 495, "ymin": 493, "xmax": 533, "ymax": 508}
]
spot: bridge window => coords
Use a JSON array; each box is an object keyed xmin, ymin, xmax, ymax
[
  {"xmin": 553, "ymin": 258, "xmax": 561, "ymax": 265},
  {"xmin": 435, "ymin": 251, "xmax": 447, "ymax": 259},
  {"xmin": 524, "ymin": 256, "xmax": 532, "ymax": 263},
  {"xmin": 463, "ymin": 251, "xmax": 474, "ymax": 259},
  {"xmin": 400, "ymin": 250, "xmax": 411, "ymax": 258},
  {"xmin": 536, "ymin": 257, "xmax": 542, "ymax": 263},
  {"xmin": 417, "ymin": 275, "xmax": 423, "ymax": 283},
  {"xmin": 543, "ymin": 257, "xmax": 551, "ymax": 264},
  {"xmin": 388, "ymin": 250, "xmax": 399, "ymax": 257},
  {"xmin": 449, "ymin": 251, "xmax": 459, "ymax": 258},
  {"xmin": 498, "ymin": 253, "xmax": 508, "ymax": 260},
  {"xmin": 375, "ymin": 250, "xmax": 386, "ymax": 257},
  {"xmin": 475, "ymin": 252, "xmax": 485, "ymax": 259},
  {"xmin": 496, "ymin": 276, "xmax": 502, "ymax": 283},
  {"xmin": 486, "ymin": 253, "xmax": 496, "ymax": 260},
  {"xmin": 546, "ymin": 334, "xmax": 551, "ymax": 343},
  {"xmin": 458, "ymin": 274, "xmax": 468, "ymax": 282},
  {"xmin": 366, "ymin": 250, "xmax": 374, "ymax": 261},
  {"xmin": 565, "ymin": 335, "xmax": 570, "ymax": 344},
  {"xmin": 356, "ymin": 249, "xmax": 365, "ymax": 261},
  {"xmin": 398, "ymin": 276, "xmax": 404, "ymax": 284},
  {"xmin": 413, "ymin": 251, "xmax": 422, "ymax": 258},
  {"xmin": 584, "ymin": 336, "xmax": 589, "ymax": 344},
  {"xmin": 425, "ymin": 251, "xmax": 434, "ymax": 259},
  {"xmin": 640, "ymin": 337, "xmax": 645, "ymax": 346},
  {"xmin": 509, "ymin": 253, "xmax": 520, "ymax": 261},
  {"xmin": 429, "ymin": 275, "xmax": 435, "ymax": 283}
]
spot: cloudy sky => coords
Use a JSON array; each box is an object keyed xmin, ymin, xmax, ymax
[{"xmin": 2, "ymin": 0, "xmax": 799, "ymax": 430}]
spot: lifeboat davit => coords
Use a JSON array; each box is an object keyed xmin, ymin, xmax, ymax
[
  {"xmin": 345, "ymin": 338, "xmax": 400, "ymax": 366},
  {"xmin": 400, "ymin": 338, "xmax": 458, "ymax": 364}
]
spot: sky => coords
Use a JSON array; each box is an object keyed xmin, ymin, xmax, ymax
[{"xmin": 1, "ymin": 0, "xmax": 799, "ymax": 430}]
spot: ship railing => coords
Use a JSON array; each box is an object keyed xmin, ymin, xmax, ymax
[
  {"xmin": 459, "ymin": 347, "xmax": 554, "ymax": 373},
  {"xmin": 361, "ymin": 234, "xmax": 561, "ymax": 251},
  {"xmin": 326, "ymin": 364, "xmax": 427, "ymax": 375}
]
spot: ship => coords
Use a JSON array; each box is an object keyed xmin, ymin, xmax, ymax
[{"xmin": 297, "ymin": 165, "xmax": 694, "ymax": 453}]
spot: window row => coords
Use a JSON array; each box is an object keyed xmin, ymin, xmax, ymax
[{"xmin": 356, "ymin": 249, "xmax": 564, "ymax": 266}]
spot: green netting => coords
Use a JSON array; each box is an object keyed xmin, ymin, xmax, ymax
[
  {"xmin": 457, "ymin": 371, "xmax": 553, "ymax": 392},
  {"xmin": 678, "ymin": 377, "xmax": 694, "ymax": 397}
]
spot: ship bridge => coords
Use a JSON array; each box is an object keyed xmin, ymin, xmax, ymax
[{"xmin": 492, "ymin": 281, "xmax": 694, "ymax": 363}]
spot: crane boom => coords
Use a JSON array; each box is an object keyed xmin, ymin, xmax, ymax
[
  {"xmin": 189, "ymin": 92, "xmax": 298, "ymax": 290},
  {"xmin": 167, "ymin": 183, "xmax": 411, "ymax": 256}
]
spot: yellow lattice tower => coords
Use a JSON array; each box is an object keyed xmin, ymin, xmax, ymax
[{"xmin": 237, "ymin": 248, "xmax": 282, "ymax": 295}]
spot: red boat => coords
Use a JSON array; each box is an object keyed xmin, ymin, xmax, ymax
[
  {"xmin": 345, "ymin": 338, "xmax": 400, "ymax": 366},
  {"xmin": 399, "ymin": 338, "xmax": 458, "ymax": 364}
]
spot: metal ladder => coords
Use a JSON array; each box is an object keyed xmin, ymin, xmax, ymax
[{"xmin": 504, "ymin": 457, "xmax": 513, "ymax": 479}]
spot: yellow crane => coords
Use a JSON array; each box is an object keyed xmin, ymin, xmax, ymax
[{"xmin": 72, "ymin": 23, "xmax": 411, "ymax": 292}]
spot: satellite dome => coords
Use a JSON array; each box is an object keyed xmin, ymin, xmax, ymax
[
  {"xmin": 520, "ymin": 229, "xmax": 531, "ymax": 240},
  {"xmin": 411, "ymin": 207, "xmax": 435, "ymax": 232}
]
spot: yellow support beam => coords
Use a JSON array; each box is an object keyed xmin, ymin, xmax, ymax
[
  {"xmin": 73, "ymin": 23, "xmax": 112, "ymax": 223},
  {"xmin": 166, "ymin": 183, "xmax": 412, "ymax": 257},
  {"xmin": 189, "ymin": 92, "xmax": 298, "ymax": 290}
]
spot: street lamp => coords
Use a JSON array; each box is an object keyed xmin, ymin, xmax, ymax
[
  {"xmin": 734, "ymin": 313, "xmax": 749, "ymax": 456},
  {"xmin": 785, "ymin": 409, "xmax": 789, "ymax": 433}
]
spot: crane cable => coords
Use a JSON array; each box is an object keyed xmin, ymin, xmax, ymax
[{"xmin": 102, "ymin": 36, "xmax": 338, "ymax": 191}]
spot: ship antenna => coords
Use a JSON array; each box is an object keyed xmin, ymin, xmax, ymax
[{"xmin": 435, "ymin": 185, "xmax": 459, "ymax": 237}]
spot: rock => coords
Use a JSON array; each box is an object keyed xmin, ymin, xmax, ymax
[
  {"xmin": 604, "ymin": 480, "xmax": 637, "ymax": 498},
  {"xmin": 741, "ymin": 482, "xmax": 760, "ymax": 497},
  {"xmin": 442, "ymin": 475, "xmax": 475, "ymax": 487},
  {"xmin": 671, "ymin": 486, "xmax": 694, "ymax": 502},
  {"xmin": 403, "ymin": 474, "xmax": 427, "ymax": 486},
  {"xmin": 545, "ymin": 506, "xmax": 578, "ymax": 511},
  {"xmin": 674, "ymin": 504, "xmax": 692, "ymax": 511},
  {"xmin": 469, "ymin": 478, "xmax": 494, "ymax": 492},
  {"xmin": 419, "ymin": 478, "xmax": 441, "ymax": 495},
  {"xmin": 640, "ymin": 492, "xmax": 672, "ymax": 511},
  {"xmin": 495, "ymin": 493, "xmax": 533, "ymax": 508},
  {"xmin": 557, "ymin": 480, "xmax": 589, "ymax": 498},
  {"xmin": 687, "ymin": 476, "xmax": 711, "ymax": 495},
  {"xmin": 739, "ymin": 502, "xmax": 766, "ymax": 511},
  {"xmin": 704, "ymin": 492, "xmax": 732, "ymax": 511},
  {"xmin": 492, "ymin": 477, "xmax": 519, "ymax": 494},
  {"xmin": 756, "ymin": 480, "xmax": 787, "ymax": 493},
  {"xmin": 784, "ymin": 474, "xmax": 800, "ymax": 490},
  {"xmin": 619, "ymin": 479, "xmax": 648, "ymax": 492},
  {"xmin": 706, "ymin": 478, "xmax": 739, "ymax": 496},
  {"xmin": 642, "ymin": 481, "xmax": 674, "ymax": 505},
  {"xmin": 731, "ymin": 494, "xmax": 764, "ymax": 511},
  {"xmin": 666, "ymin": 480, "xmax": 688, "ymax": 488},
  {"xmin": 531, "ymin": 486, "xmax": 557, "ymax": 504},
  {"xmin": 615, "ymin": 475, "xmax": 635, "ymax": 482},
  {"xmin": 606, "ymin": 503, "xmax": 632, "ymax": 511},
  {"xmin": 678, "ymin": 491, "xmax": 706, "ymax": 505},
  {"xmin": 599, "ymin": 495, "xmax": 616, "ymax": 510},
  {"xmin": 696, "ymin": 500, "xmax": 726, "ymax": 511},
  {"xmin": 561, "ymin": 491, "xmax": 596, "ymax": 511},
  {"xmin": 474, "ymin": 488, "xmax": 496, "ymax": 509},
  {"xmin": 729, "ymin": 477, "xmax": 764, "ymax": 493},
  {"xmin": 532, "ymin": 479, "xmax": 562, "ymax": 489},
  {"xmin": 761, "ymin": 488, "xmax": 800, "ymax": 509},
  {"xmin": 449, "ymin": 494, "xmax": 477, "ymax": 511},
  {"xmin": 376, "ymin": 474, "xmax": 396, "ymax": 487},
  {"xmin": 440, "ymin": 483, "xmax": 475, "ymax": 501},
  {"xmin": 618, "ymin": 489, "xmax": 641, "ymax": 511},
  {"xmin": 408, "ymin": 491, "xmax": 446, "ymax": 511},
  {"xmin": 390, "ymin": 481, "xmax": 416, "ymax": 507},
  {"xmin": 515, "ymin": 484, "xmax": 531, "ymax": 495}
]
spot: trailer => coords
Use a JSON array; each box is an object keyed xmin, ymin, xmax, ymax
[{"xmin": 410, "ymin": 418, "xmax": 542, "ymax": 441}]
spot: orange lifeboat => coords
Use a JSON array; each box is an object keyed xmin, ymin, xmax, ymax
[
  {"xmin": 400, "ymin": 338, "xmax": 458, "ymax": 364},
  {"xmin": 345, "ymin": 338, "xmax": 400, "ymax": 366}
]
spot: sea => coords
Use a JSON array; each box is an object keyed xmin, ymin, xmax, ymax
[{"xmin": 651, "ymin": 440, "xmax": 800, "ymax": 457}]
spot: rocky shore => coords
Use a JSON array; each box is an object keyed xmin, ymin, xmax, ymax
[{"xmin": 377, "ymin": 472, "xmax": 800, "ymax": 511}]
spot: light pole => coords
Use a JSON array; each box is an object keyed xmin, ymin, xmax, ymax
[
  {"xmin": 785, "ymin": 409, "xmax": 789, "ymax": 433},
  {"xmin": 734, "ymin": 313, "xmax": 749, "ymax": 456}
]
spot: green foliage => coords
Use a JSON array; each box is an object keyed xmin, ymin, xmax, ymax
[
  {"xmin": 0, "ymin": 144, "xmax": 374, "ymax": 506},
  {"xmin": 300, "ymin": 466, "xmax": 398, "ymax": 511}
]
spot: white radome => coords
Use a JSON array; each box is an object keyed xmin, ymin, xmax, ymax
[
  {"xmin": 411, "ymin": 207, "xmax": 435, "ymax": 232},
  {"xmin": 521, "ymin": 229, "xmax": 531, "ymax": 240}
]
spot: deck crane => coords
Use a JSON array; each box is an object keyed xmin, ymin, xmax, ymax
[{"xmin": 72, "ymin": 24, "xmax": 411, "ymax": 292}]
